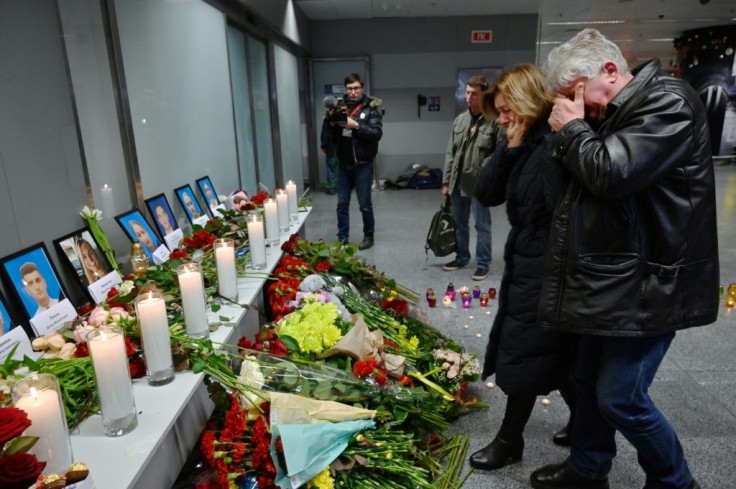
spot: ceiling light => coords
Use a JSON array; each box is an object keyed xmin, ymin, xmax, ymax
[{"xmin": 546, "ymin": 20, "xmax": 625, "ymax": 26}]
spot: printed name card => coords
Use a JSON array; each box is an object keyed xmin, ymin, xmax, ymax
[
  {"xmin": 152, "ymin": 244, "xmax": 171, "ymax": 265},
  {"xmin": 211, "ymin": 204, "xmax": 227, "ymax": 217},
  {"xmin": 193, "ymin": 215, "xmax": 209, "ymax": 227},
  {"xmin": 0, "ymin": 327, "xmax": 34, "ymax": 362},
  {"xmin": 29, "ymin": 299, "xmax": 77, "ymax": 336},
  {"xmin": 88, "ymin": 270, "xmax": 123, "ymax": 304},
  {"xmin": 164, "ymin": 228, "xmax": 184, "ymax": 252}
]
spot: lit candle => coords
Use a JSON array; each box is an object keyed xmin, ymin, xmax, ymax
[
  {"xmin": 177, "ymin": 262, "xmax": 209, "ymax": 338},
  {"xmin": 214, "ymin": 239, "xmax": 238, "ymax": 300},
  {"xmin": 276, "ymin": 189, "xmax": 289, "ymax": 232},
  {"xmin": 480, "ymin": 293, "xmax": 489, "ymax": 307},
  {"xmin": 12, "ymin": 374, "xmax": 73, "ymax": 474},
  {"xmin": 263, "ymin": 198, "xmax": 280, "ymax": 245},
  {"xmin": 461, "ymin": 293, "xmax": 472, "ymax": 308},
  {"xmin": 135, "ymin": 292, "xmax": 174, "ymax": 385},
  {"xmin": 246, "ymin": 213, "xmax": 266, "ymax": 270},
  {"xmin": 445, "ymin": 283, "xmax": 456, "ymax": 301},
  {"xmin": 286, "ymin": 180, "xmax": 298, "ymax": 220},
  {"xmin": 100, "ymin": 184, "xmax": 115, "ymax": 219},
  {"xmin": 87, "ymin": 326, "xmax": 138, "ymax": 436}
]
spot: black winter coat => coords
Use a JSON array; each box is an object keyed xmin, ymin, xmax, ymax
[
  {"xmin": 475, "ymin": 120, "xmax": 571, "ymax": 396},
  {"xmin": 538, "ymin": 59, "xmax": 719, "ymax": 336},
  {"xmin": 331, "ymin": 94, "xmax": 383, "ymax": 164}
]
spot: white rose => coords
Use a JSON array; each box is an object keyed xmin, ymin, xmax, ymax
[
  {"xmin": 109, "ymin": 307, "xmax": 130, "ymax": 321},
  {"xmin": 117, "ymin": 280, "xmax": 134, "ymax": 296},
  {"xmin": 87, "ymin": 306, "xmax": 110, "ymax": 326},
  {"xmin": 74, "ymin": 323, "xmax": 96, "ymax": 344}
]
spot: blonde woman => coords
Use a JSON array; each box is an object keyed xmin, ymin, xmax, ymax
[{"xmin": 470, "ymin": 64, "xmax": 574, "ymax": 471}]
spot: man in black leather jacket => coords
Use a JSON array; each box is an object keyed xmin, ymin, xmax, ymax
[
  {"xmin": 330, "ymin": 73, "xmax": 383, "ymax": 250},
  {"xmin": 530, "ymin": 29, "xmax": 718, "ymax": 489}
]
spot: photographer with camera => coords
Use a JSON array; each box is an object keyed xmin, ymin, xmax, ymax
[{"xmin": 328, "ymin": 73, "xmax": 383, "ymax": 250}]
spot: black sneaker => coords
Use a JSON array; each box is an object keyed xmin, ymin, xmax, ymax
[
  {"xmin": 358, "ymin": 236, "xmax": 374, "ymax": 250},
  {"xmin": 442, "ymin": 260, "xmax": 467, "ymax": 271},
  {"xmin": 472, "ymin": 268, "xmax": 490, "ymax": 281}
]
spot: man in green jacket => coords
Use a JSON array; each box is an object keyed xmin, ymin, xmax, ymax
[{"xmin": 442, "ymin": 75, "xmax": 503, "ymax": 281}]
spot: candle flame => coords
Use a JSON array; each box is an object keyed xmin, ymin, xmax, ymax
[
  {"xmin": 148, "ymin": 291, "xmax": 153, "ymax": 301},
  {"xmin": 30, "ymin": 386, "xmax": 39, "ymax": 399}
]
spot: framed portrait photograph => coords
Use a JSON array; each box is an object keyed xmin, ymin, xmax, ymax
[
  {"xmin": 145, "ymin": 193, "xmax": 179, "ymax": 239},
  {"xmin": 53, "ymin": 228, "xmax": 114, "ymax": 290},
  {"xmin": 175, "ymin": 184, "xmax": 207, "ymax": 224},
  {"xmin": 0, "ymin": 292, "xmax": 15, "ymax": 334},
  {"xmin": 195, "ymin": 176, "xmax": 221, "ymax": 209},
  {"xmin": 0, "ymin": 243, "xmax": 69, "ymax": 321},
  {"xmin": 114, "ymin": 209, "xmax": 162, "ymax": 263}
]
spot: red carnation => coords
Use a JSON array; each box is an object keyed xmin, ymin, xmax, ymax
[
  {"xmin": 0, "ymin": 407, "xmax": 31, "ymax": 444},
  {"xmin": 169, "ymin": 248, "xmax": 191, "ymax": 260}
]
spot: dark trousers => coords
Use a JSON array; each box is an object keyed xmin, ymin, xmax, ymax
[
  {"xmin": 568, "ymin": 333, "xmax": 693, "ymax": 489},
  {"xmin": 336, "ymin": 161, "xmax": 374, "ymax": 242}
]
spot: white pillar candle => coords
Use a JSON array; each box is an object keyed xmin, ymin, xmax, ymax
[
  {"xmin": 12, "ymin": 374, "xmax": 73, "ymax": 474},
  {"xmin": 214, "ymin": 239, "xmax": 238, "ymax": 300},
  {"xmin": 87, "ymin": 326, "xmax": 138, "ymax": 436},
  {"xmin": 246, "ymin": 213, "xmax": 266, "ymax": 269},
  {"xmin": 263, "ymin": 198, "xmax": 279, "ymax": 245},
  {"xmin": 100, "ymin": 184, "xmax": 115, "ymax": 219},
  {"xmin": 135, "ymin": 292, "xmax": 174, "ymax": 385},
  {"xmin": 177, "ymin": 262, "xmax": 209, "ymax": 338},
  {"xmin": 276, "ymin": 189, "xmax": 289, "ymax": 232},
  {"xmin": 286, "ymin": 180, "xmax": 298, "ymax": 220}
]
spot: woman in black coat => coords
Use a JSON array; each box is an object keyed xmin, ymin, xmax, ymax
[{"xmin": 469, "ymin": 64, "xmax": 574, "ymax": 471}]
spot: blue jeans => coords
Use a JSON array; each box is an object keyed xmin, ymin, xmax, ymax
[
  {"xmin": 325, "ymin": 151, "xmax": 337, "ymax": 191},
  {"xmin": 337, "ymin": 161, "xmax": 374, "ymax": 242},
  {"xmin": 450, "ymin": 185, "xmax": 491, "ymax": 269},
  {"xmin": 568, "ymin": 332, "xmax": 693, "ymax": 489}
]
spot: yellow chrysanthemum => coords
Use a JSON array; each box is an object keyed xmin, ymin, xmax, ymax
[
  {"xmin": 277, "ymin": 302, "xmax": 342, "ymax": 354},
  {"xmin": 307, "ymin": 467, "xmax": 335, "ymax": 489}
]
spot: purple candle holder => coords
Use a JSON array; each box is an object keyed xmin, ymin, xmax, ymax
[
  {"xmin": 473, "ymin": 286, "xmax": 481, "ymax": 299},
  {"xmin": 461, "ymin": 293, "xmax": 472, "ymax": 308}
]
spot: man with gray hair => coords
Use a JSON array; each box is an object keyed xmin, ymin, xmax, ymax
[{"xmin": 531, "ymin": 29, "xmax": 717, "ymax": 489}]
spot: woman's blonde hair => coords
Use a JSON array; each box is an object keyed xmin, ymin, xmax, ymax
[{"xmin": 481, "ymin": 64, "xmax": 554, "ymax": 126}]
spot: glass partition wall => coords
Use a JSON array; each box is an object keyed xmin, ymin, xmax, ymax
[{"xmin": 1, "ymin": 0, "xmax": 311, "ymax": 290}]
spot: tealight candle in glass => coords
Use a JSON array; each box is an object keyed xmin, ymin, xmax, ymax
[
  {"xmin": 246, "ymin": 213, "xmax": 267, "ymax": 270},
  {"xmin": 479, "ymin": 293, "xmax": 489, "ymax": 307},
  {"xmin": 276, "ymin": 189, "xmax": 289, "ymax": 232},
  {"xmin": 12, "ymin": 373, "xmax": 73, "ymax": 474},
  {"xmin": 473, "ymin": 285, "xmax": 481, "ymax": 299},
  {"xmin": 427, "ymin": 294, "xmax": 437, "ymax": 308},
  {"xmin": 488, "ymin": 287, "xmax": 497, "ymax": 300},
  {"xmin": 214, "ymin": 238, "xmax": 238, "ymax": 301},
  {"xmin": 461, "ymin": 293, "xmax": 472, "ymax": 308},
  {"xmin": 177, "ymin": 262, "xmax": 209, "ymax": 338},
  {"xmin": 86, "ymin": 326, "xmax": 138, "ymax": 436},
  {"xmin": 134, "ymin": 291, "xmax": 175, "ymax": 386}
]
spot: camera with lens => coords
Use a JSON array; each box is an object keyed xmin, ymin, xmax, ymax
[{"xmin": 323, "ymin": 96, "xmax": 348, "ymax": 124}]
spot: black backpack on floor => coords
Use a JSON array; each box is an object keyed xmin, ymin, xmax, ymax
[{"xmin": 425, "ymin": 196, "xmax": 456, "ymax": 258}]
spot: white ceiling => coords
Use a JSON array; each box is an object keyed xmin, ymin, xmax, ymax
[{"xmin": 293, "ymin": 0, "xmax": 736, "ymax": 67}]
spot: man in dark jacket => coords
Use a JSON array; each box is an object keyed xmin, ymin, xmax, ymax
[
  {"xmin": 330, "ymin": 73, "xmax": 383, "ymax": 250},
  {"xmin": 530, "ymin": 29, "xmax": 718, "ymax": 489}
]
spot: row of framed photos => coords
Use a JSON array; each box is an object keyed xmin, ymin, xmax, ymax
[{"xmin": 0, "ymin": 176, "xmax": 224, "ymax": 335}]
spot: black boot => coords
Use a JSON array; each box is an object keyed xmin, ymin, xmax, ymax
[
  {"xmin": 553, "ymin": 381, "xmax": 576, "ymax": 447},
  {"xmin": 552, "ymin": 423, "xmax": 571, "ymax": 447},
  {"xmin": 470, "ymin": 394, "xmax": 535, "ymax": 471},
  {"xmin": 469, "ymin": 435, "xmax": 524, "ymax": 470}
]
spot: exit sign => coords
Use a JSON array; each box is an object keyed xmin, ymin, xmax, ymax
[{"xmin": 471, "ymin": 30, "xmax": 492, "ymax": 43}]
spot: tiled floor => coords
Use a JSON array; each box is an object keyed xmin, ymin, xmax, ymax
[{"xmin": 303, "ymin": 165, "xmax": 736, "ymax": 489}]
